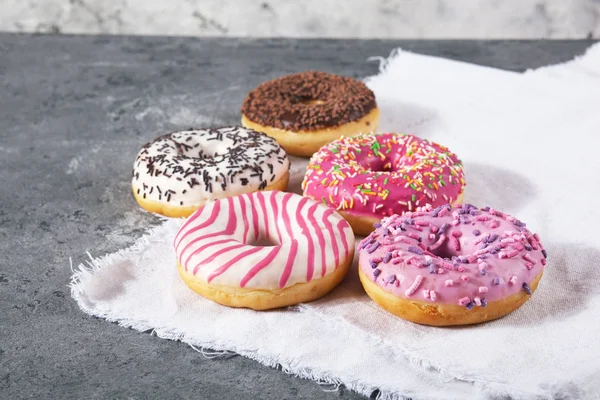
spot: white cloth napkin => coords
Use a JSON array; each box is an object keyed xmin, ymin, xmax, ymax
[{"xmin": 71, "ymin": 44, "xmax": 600, "ymax": 400}]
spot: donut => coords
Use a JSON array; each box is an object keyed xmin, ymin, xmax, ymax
[
  {"xmin": 357, "ymin": 203, "xmax": 546, "ymax": 326},
  {"xmin": 241, "ymin": 71, "xmax": 379, "ymax": 157},
  {"xmin": 132, "ymin": 127, "xmax": 290, "ymax": 218},
  {"xmin": 302, "ymin": 133, "xmax": 465, "ymax": 236},
  {"xmin": 174, "ymin": 190, "xmax": 355, "ymax": 310}
]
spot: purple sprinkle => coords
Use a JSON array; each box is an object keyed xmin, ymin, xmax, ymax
[
  {"xmin": 492, "ymin": 277, "xmax": 500, "ymax": 285},
  {"xmin": 373, "ymin": 269, "xmax": 381, "ymax": 278},
  {"xmin": 481, "ymin": 206, "xmax": 490, "ymax": 212},
  {"xmin": 522, "ymin": 282, "xmax": 532, "ymax": 295},
  {"xmin": 429, "ymin": 264, "xmax": 437, "ymax": 274},
  {"xmin": 480, "ymin": 269, "xmax": 488, "ymax": 275},
  {"xmin": 460, "ymin": 256, "xmax": 469, "ymax": 264},
  {"xmin": 367, "ymin": 241, "xmax": 381, "ymax": 254},
  {"xmin": 383, "ymin": 252, "xmax": 393, "ymax": 263},
  {"xmin": 465, "ymin": 203, "xmax": 476, "ymax": 210},
  {"xmin": 432, "ymin": 206, "xmax": 444, "ymax": 217},
  {"xmin": 542, "ymin": 249, "xmax": 548, "ymax": 258},
  {"xmin": 387, "ymin": 275, "xmax": 396, "ymax": 284},
  {"xmin": 458, "ymin": 208, "xmax": 469, "ymax": 214},
  {"xmin": 370, "ymin": 261, "xmax": 378, "ymax": 269},
  {"xmin": 481, "ymin": 298, "xmax": 488, "ymax": 307},
  {"xmin": 487, "ymin": 234, "xmax": 499, "ymax": 243},
  {"xmin": 361, "ymin": 237, "xmax": 375, "ymax": 249},
  {"xmin": 408, "ymin": 246, "xmax": 424, "ymax": 255},
  {"xmin": 382, "ymin": 227, "xmax": 389, "ymax": 236},
  {"xmin": 439, "ymin": 223, "xmax": 450, "ymax": 235},
  {"xmin": 469, "ymin": 209, "xmax": 479, "ymax": 216},
  {"xmin": 373, "ymin": 222, "xmax": 382, "ymax": 228},
  {"xmin": 465, "ymin": 301, "xmax": 475, "ymax": 310},
  {"xmin": 405, "ymin": 218, "xmax": 414, "ymax": 225},
  {"xmin": 524, "ymin": 244, "xmax": 533, "ymax": 251},
  {"xmin": 473, "ymin": 229, "xmax": 481, "ymax": 236},
  {"xmin": 514, "ymin": 220, "xmax": 525, "ymax": 227}
]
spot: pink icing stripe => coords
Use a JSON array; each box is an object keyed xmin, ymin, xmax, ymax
[
  {"xmin": 279, "ymin": 240, "xmax": 299, "ymax": 288},
  {"xmin": 176, "ymin": 201, "xmax": 222, "ymax": 256},
  {"xmin": 306, "ymin": 202, "xmax": 327, "ymax": 277},
  {"xmin": 239, "ymin": 246, "xmax": 282, "ymax": 287},
  {"xmin": 277, "ymin": 193, "xmax": 298, "ymax": 286},
  {"xmin": 322, "ymin": 209, "xmax": 340, "ymax": 276},
  {"xmin": 207, "ymin": 247, "xmax": 264, "ymax": 283},
  {"xmin": 173, "ymin": 204, "xmax": 205, "ymax": 248},
  {"xmin": 174, "ymin": 203, "xmax": 214, "ymax": 249},
  {"xmin": 248, "ymin": 191, "xmax": 259, "ymax": 241},
  {"xmin": 239, "ymin": 194, "xmax": 249, "ymax": 244},
  {"xmin": 269, "ymin": 191, "xmax": 282, "ymax": 242},
  {"xmin": 257, "ymin": 191, "xmax": 269, "ymax": 240},
  {"xmin": 182, "ymin": 238, "xmax": 236, "ymax": 272},
  {"xmin": 336, "ymin": 219, "xmax": 350, "ymax": 262},
  {"xmin": 192, "ymin": 243, "xmax": 246, "ymax": 275},
  {"xmin": 181, "ymin": 197, "xmax": 236, "ymax": 266},
  {"xmin": 294, "ymin": 197, "xmax": 314, "ymax": 281}
]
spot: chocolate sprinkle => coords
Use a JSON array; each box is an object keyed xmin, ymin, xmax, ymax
[{"xmin": 241, "ymin": 71, "xmax": 377, "ymax": 131}]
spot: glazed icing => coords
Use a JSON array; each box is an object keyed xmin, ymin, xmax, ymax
[
  {"xmin": 302, "ymin": 133, "xmax": 465, "ymax": 219},
  {"xmin": 174, "ymin": 191, "xmax": 355, "ymax": 290},
  {"xmin": 358, "ymin": 203, "xmax": 546, "ymax": 308},
  {"xmin": 132, "ymin": 127, "xmax": 289, "ymax": 207}
]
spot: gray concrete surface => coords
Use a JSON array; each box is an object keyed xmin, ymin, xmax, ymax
[{"xmin": 0, "ymin": 35, "xmax": 595, "ymax": 399}]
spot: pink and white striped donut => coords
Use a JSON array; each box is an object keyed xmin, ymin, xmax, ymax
[{"xmin": 174, "ymin": 190, "xmax": 355, "ymax": 309}]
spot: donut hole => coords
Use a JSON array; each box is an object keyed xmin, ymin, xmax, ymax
[
  {"xmin": 356, "ymin": 157, "xmax": 394, "ymax": 173},
  {"xmin": 300, "ymin": 99, "xmax": 325, "ymax": 106},
  {"xmin": 428, "ymin": 245, "xmax": 458, "ymax": 260},
  {"xmin": 172, "ymin": 132, "xmax": 239, "ymax": 158},
  {"xmin": 247, "ymin": 235, "xmax": 279, "ymax": 247}
]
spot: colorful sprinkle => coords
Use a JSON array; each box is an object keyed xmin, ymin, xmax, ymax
[{"xmin": 404, "ymin": 275, "xmax": 424, "ymax": 296}]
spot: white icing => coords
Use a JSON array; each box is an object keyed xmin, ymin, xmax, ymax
[{"xmin": 132, "ymin": 127, "xmax": 289, "ymax": 207}]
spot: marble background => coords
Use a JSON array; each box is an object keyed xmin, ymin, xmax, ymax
[{"xmin": 0, "ymin": 0, "xmax": 599, "ymax": 38}]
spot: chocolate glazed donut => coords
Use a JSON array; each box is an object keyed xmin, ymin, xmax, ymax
[{"xmin": 241, "ymin": 71, "xmax": 380, "ymax": 157}]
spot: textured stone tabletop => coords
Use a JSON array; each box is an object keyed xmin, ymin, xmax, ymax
[{"xmin": 0, "ymin": 35, "xmax": 595, "ymax": 399}]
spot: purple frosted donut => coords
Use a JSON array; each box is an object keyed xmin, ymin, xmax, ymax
[{"xmin": 358, "ymin": 203, "xmax": 546, "ymax": 326}]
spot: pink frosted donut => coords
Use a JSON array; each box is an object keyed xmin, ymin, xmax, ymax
[
  {"xmin": 174, "ymin": 190, "xmax": 355, "ymax": 310},
  {"xmin": 358, "ymin": 203, "xmax": 546, "ymax": 326},
  {"xmin": 302, "ymin": 133, "xmax": 465, "ymax": 235}
]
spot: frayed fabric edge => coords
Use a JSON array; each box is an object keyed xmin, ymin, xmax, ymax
[{"xmin": 68, "ymin": 219, "xmax": 408, "ymax": 400}]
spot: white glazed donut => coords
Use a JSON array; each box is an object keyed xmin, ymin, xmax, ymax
[
  {"xmin": 132, "ymin": 127, "xmax": 290, "ymax": 217},
  {"xmin": 174, "ymin": 190, "xmax": 355, "ymax": 309}
]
